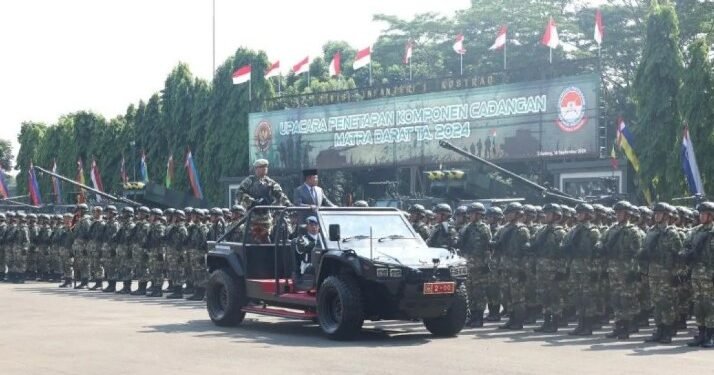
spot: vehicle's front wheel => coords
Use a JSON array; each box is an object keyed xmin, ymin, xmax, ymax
[
  {"xmin": 206, "ymin": 269, "xmax": 246, "ymax": 327},
  {"xmin": 423, "ymin": 285, "xmax": 467, "ymax": 337},
  {"xmin": 317, "ymin": 275, "xmax": 364, "ymax": 340}
]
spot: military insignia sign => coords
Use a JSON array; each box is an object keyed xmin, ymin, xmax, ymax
[{"xmin": 249, "ymin": 74, "xmax": 600, "ymax": 170}]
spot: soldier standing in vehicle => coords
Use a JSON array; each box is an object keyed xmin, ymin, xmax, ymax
[
  {"xmin": 494, "ymin": 203, "xmax": 530, "ymax": 330},
  {"xmin": 564, "ymin": 203, "xmax": 601, "ymax": 336},
  {"xmin": 602, "ymin": 201, "xmax": 642, "ymax": 340},
  {"xmin": 407, "ymin": 204, "xmax": 431, "ymax": 240},
  {"xmin": 237, "ymin": 159, "xmax": 292, "ymax": 209},
  {"xmin": 533, "ymin": 203, "xmax": 567, "ymax": 333},
  {"xmin": 458, "ymin": 203, "xmax": 492, "ymax": 327},
  {"xmin": 427, "ymin": 203, "xmax": 458, "ymax": 250}
]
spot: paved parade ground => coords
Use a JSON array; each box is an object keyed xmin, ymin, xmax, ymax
[{"xmin": 1, "ymin": 282, "xmax": 713, "ymax": 375}]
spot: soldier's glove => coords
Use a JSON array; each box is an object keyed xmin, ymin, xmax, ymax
[
  {"xmin": 625, "ymin": 271, "xmax": 639, "ymax": 284},
  {"xmin": 589, "ymin": 271, "xmax": 599, "ymax": 282},
  {"xmin": 517, "ymin": 270, "xmax": 527, "ymax": 282}
]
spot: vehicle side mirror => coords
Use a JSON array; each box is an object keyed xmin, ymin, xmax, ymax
[{"xmin": 328, "ymin": 224, "xmax": 341, "ymax": 242}]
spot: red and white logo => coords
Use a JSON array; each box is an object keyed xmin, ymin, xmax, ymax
[
  {"xmin": 556, "ymin": 86, "xmax": 587, "ymax": 132},
  {"xmin": 254, "ymin": 120, "xmax": 273, "ymax": 152}
]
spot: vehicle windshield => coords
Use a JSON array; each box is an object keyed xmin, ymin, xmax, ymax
[{"xmin": 320, "ymin": 211, "xmax": 418, "ymax": 244}]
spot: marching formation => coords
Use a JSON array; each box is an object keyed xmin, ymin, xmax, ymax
[
  {"xmin": 0, "ymin": 204, "xmax": 244, "ymax": 300},
  {"xmin": 408, "ymin": 200, "xmax": 714, "ymax": 348}
]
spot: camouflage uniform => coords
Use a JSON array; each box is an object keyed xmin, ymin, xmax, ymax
[
  {"xmin": 115, "ymin": 211, "xmax": 136, "ymax": 293},
  {"xmin": 458, "ymin": 204, "xmax": 491, "ymax": 326},
  {"xmin": 131, "ymin": 215, "xmax": 152, "ymax": 287},
  {"xmin": 10, "ymin": 217, "xmax": 31, "ymax": 282},
  {"xmin": 35, "ymin": 217, "xmax": 53, "ymax": 280},
  {"xmin": 533, "ymin": 216, "xmax": 567, "ymax": 330},
  {"xmin": 100, "ymin": 213, "xmax": 122, "ymax": 289},
  {"xmin": 413, "ymin": 221, "xmax": 431, "ymax": 240},
  {"xmin": 493, "ymin": 204, "xmax": 530, "ymax": 329},
  {"xmin": 237, "ymin": 175, "xmax": 292, "ymax": 209},
  {"xmin": 146, "ymin": 213, "xmax": 166, "ymax": 294},
  {"xmin": 47, "ymin": 217, "xmax": 62, "ymax": 280},
  {"xmin": 165, "ymin": 214, "xmax": 188, "ymax": 292},
  {"xmin": 426, "ymin": 221, "xmax": 458, "ymax": 249},
  {"xmin": 523, "ymin": 206, "xmax": 542, "ymax": 323},
  {"xmin": 71, "ymin": 213, "xmax": 93, "ymax": 284},
  {"xmin": 87, "ymin": 215, "xmax": 106, "ymax": 285},
  {"xmin": 189, "ymin": 217, "xmax": 210, "ymax": 288},
  {"xmin": 485, "ymin": 208, "xmax": 503, "ymax": 320},
  {"xmin": 26, "ymin": 216, "xmax": 39, "ymax": 279},
  {"xmin": 674, "ymin": 221, "xmax": 693, "ymax": 329},
  {"xmin": 55, "ymin": 216, "xmax": 75, "ymax": 286}
]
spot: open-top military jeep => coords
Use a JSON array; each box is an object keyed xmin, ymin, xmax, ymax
[{"xmin": 205, "ymin": 206, "xmax": 468, "ymax": 340}]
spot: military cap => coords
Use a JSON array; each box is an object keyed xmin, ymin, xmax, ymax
[
  {"xmin": 575, "ymin": 203, "xmax": 594, "ymax": 214},
  {"xmin": 184, "ymin": 207, "xmax": 194, "ymax": 215},
  {"xmin": 150, "ymin": 208, "xmax": 163, "ymax": 216},
  {"xmin": 231, "ymin": 204, "xmax": 247, "ymax": 213},
  {"xmin": 504, "ymin": 202, "xmax": 524, "ymax": 214},
  {"xmin": 697, "ymin": 201, "xmax": 714, "ymax": 213},
  {"xmin": 121, "ymin": 206, "xmax": 134, "ymax": 215},
  {"xmin": 93, "ymin": 206, "xmax": 103, "ymax": 212},
  {"xmin": 165, "ymin": 208, "xmax": 176, "ymax": 216},
  {"xmin": 27, "ymin": 213, "xmax": 37, "ymax": 220},
  {"xmin": 467, "ymin": 202, "xmax": 486, "ymax": 214},
  {"xmin": 408, "ymin": 204, "xmax": 426, "ymax": 214},
  {"xmin": 138, "ymin": 206, "xmax": 150, "ymax": 214},
  {"xmin": 523, "ymin": 204, "xmax": 537, "ymax": 214},
  {"xmin": 455, "ymin": 205, "xmax": 468, "ymax": 215},
  {"xmin": 306, "ymin": 216, "xmax": 319, "ymax": 224},
  {"xmin": 174, "ymin": 209, "xmax": 186, "ymax": 219},
  {"xmin": 106, "ymin": 205, "xmax": 118, "ymax": 213},
  {"xmin": 487, "ymin": 206, "xmax": 504, "ymax": 217},
  {"xmin": 612, "ymin": 200, "xmax": 632, "ymax": 212},
  {"xmin": 433, "ymin": 203, "xmax": 452, "ymax": 215},
  {"xmin": 253, "ymin": 159, "xmax": 269, "ymax": 168},
  {"xmin": 210, "ymin": 207, "xmax": 222, "ymax": 216},
  {"xmin": 592, "ymin": 204, "xmax": 606, "ymax": 213},
  {"xmin": 75, "ymin": 203, "xmax": 89, "ymax": 211},
  {"xmin": 353, "ymin": 200, "xmax": 369, "ymax": 208},
  {"xmin": 542, "ymin": 203, "xmax": 562, "ymax": 215}
]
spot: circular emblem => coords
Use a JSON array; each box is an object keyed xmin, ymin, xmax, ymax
[
  {"xmin": 556, "ymin": 86, "xmax": 587, "ymax": 132},
  {"xmin": 254, "ymin": 120, "xmax": 273, "ymax": 152}
]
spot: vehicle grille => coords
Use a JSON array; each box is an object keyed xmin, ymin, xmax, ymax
[{"xmin": 406, "ymin": 268, "xmax": 451, "ymax": 283}]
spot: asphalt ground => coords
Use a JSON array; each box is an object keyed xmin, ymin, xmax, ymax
[{"xmin": 1, "ymin": 282, "xmax": 713, "ymax": 375}]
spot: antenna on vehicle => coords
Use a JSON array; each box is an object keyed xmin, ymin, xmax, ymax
[{"xmin": 369, "ymin": 226, "xmax": 373, "ymax": 261}]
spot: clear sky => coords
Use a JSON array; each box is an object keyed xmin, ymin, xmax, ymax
[{"xmin": 0, "ymin": 0, "xmax": 472, "ymax": 164}]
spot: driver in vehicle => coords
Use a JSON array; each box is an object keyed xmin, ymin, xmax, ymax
[{"xmin": 295, "ymin": 216, "xmax": 321, "ymax": 276}]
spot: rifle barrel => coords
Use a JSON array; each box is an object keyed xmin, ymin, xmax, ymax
[{"xmin": 33, "ymin": 165, "xmax": 141, "ymax": 206}]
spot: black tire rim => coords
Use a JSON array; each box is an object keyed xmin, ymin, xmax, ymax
[{"xmin": 320, "ymin": 287, "xmax": 342, "ymax": 331}]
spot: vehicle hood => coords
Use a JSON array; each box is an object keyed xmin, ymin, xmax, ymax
[{"xmin": 347, "ymin": 245, "xmax": 464, "ymax": 268}]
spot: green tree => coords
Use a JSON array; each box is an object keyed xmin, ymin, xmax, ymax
[
  {"xmin": 0, "ymin": 139, "xmax": 13, "ymax": 171},
  {"xmin": 633, "ymin": 1, "xmax": 684, "ymax": 198}
]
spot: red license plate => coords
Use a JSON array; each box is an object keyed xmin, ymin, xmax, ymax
[{"xmin": 423, "ymin": 282, "xmax": 455, "ymax": 295}]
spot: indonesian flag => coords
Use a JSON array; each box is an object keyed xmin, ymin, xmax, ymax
[
  {"xmin": 541, "ymin": 17, "xmax": 560, "ymax": 49},
  {"xmin": 90, "ymin": 158, "xmax": 105, "ymax": 202},
  {"xmin": 353, "ymin": 46, "xmax": 371, "ymax": 70},
  {"xmin": 453, "ymin": 34, "xmax": 465, "ymax": 55},
  {"xmin": 232, "ymin": 65, "xmax": 251, "ymax": 84},
  {"xmin": 264, "ymin": 60, "xmax": 280, "ymax": 79},
  {"xmin": 489, "ymin": 25, "xmax": 507, "ymax": 50},
  {"xmin": 404, "ymin": 40, "xmax": 413, "ymax": 64},
  {"xmin": 594, "ymin": 9, "xmax": 604, "ymax": 45},
  {"xmin": 328, "ymin": 52, "xmax": 341, "ymax": 76},
  {"xmin": 292, "ymin": 56, "xmax": 310, "ymax": 75}
]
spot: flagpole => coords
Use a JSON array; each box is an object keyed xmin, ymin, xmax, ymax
[
  {"xmin": 369, "ymin": 62, "xmax": 372, "ymax": 86},
  {"xmin": 248, "ymin": 77, "xmax": 252, "ymax": 102},
  {"xmin": 549, "ymin": 47, "xmax": 552, "ymax": 64},
  {"xmin": 409, "ymin": 59, "xmax": 412, "ymax": 81},
  {"xmin": 503, "ymin": 38, "xmax": 507, "ymax": 70},
  {"xmin": 460, "ymin": 53, "xmax": 463, "ymax": 76}
]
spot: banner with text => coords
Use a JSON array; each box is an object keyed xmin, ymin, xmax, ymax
[{"xmin": 249, "ymin": 74, "xmax": 599, "ymax": 170}]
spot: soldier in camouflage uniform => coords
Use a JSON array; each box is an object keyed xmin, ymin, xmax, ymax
[
  {"xmin": 100, "ymin": 206, "xmax": 121, "ymax": 293},
  {"xmin": 633, "ymin": 206, "xmax": 653, "ymax": 328},
  {"xmin": 564, "ymin": 203, "xmax": 601, "ymax": 336},
  {"xmin": 591, "ymin": 204, "xmax": 611, "ymax": 327},
  {"xmin": 602, "ymin": 201, "xmax": 642, "ymax": 340},
  {"xmin": 35, "ymin": 214, "xmax": 52, "ymax": 281},
  {"xmin": 681, "ymin": 202, "xmax": 714, "ymax": 347},
  {"xmin": 641, "ymin": 203, "xmax": 683, "ymax": 344},
  {"xmin": 8, "ymin": 213, "xmax": 30, "ymax": 283},
  {"xmin": 0, "ymin": 213, "xmax": 7, "ymax": 281},
  {"xmin": 182, "ymin": 207, "xmax": 197, "ymax": 294},
  {"xmin": 522, "ymin": 204, "xmax": 542, "ymax": 324},
  {"xmin": 146, "ymin": 208, "xmax": 165, "ymax": 297},
  {"xmin": 116, "ymin": 207, "xmax": 135, "ymax": 294},
  {"xmin": 407, "ymin": 204, "xmax": 431, "ymax": 240},
  {"xmin": 485, "ymin": 206, "xmax": 504, "ymax": 321},
  {"xmin": 493, "ymin": 202, "xmax": 530, "ymax": 330},
  {"xmin": 426, "ymin": 203, "xmax": 458, "ymax": 250},
  {"xmin": 237, "ymin": 159, "xmax": 292, "ymax": 209},
  {"xmin": 71, "ymin": 204, "xmax": 92, "ymax": 288},
  {"xmin": 57, "ymin": 213, "xmax": 75, "ymax": 288},
  {"xmin": 533, "ymin": 203, "xmax": 567, "ymax": 333},
  {"xmin": 87, "ymin": 207, "xmax": 106, "ymax": 290},
  {"xmin": 161, "ymin": 208, "xmax": 176, "ymax": 292},
  {"xmin": 185, "ymin": 209, "xmax": 212, "ymax": 300},
  {"xmin": 458, "ymin": 202, "xmax": 492, "ymax": 327},
  {"xmin": 673, "ymin": 206, "xmax": 694, "ymax": 331},
  {"xmin": 453, "ymin": 205, "xmax": 468, "ymax": 234},
  {"xmin": 165, "ymin": 210, "xmax": 189, "ymax": 299},
  {"xmin": 26, "ymin": 214, "xmax": 39, "ymax": 280},
  {"xmin": 5, "ymin": 212, "xmax": 19, "ymax": 282},
  {"xmin": 130, "ymin": 206, "xmax": 152, "ymax": 296},
  {"xmin": 48, "ymin": 215, "xmax": 63, "ymax": 281}
]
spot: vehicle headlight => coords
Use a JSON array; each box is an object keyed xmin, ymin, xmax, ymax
[
  {"xmin": 389, "ymin": 268, "xmax": 402, "ymax": 278},
  {"xmin": 376, "ymin": 268, "xmax": 389, "ymax": 278},
  {"xmin": 450, "ymin": 265, "xmax": 468, "ymax": 277}
]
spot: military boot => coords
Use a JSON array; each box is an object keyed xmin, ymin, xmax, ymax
[
  {"xmin": 606, "ymin": 320, "xmax": 623, "ymax": 339},
  {"xmin": 485, "ymin": 304, "xmax": 501, "ymax": 322},
  {"xmin": 645, "ymin": 324, "xmax": 663, "ymax": 342},
  {"xmin": 534, "ymin": 314, "xmax": 551, "ymax": 332},
  {"xmin": 636, "ymin": 310, "xmax": 650, "ymax": 327},
  {"xmin": 701, "ymin": 328, "xmax": 714, "ymax": 348},
  {"xmin": 166, "ymin": 285, "xmax": 184, "ymax": 299},
  {"xmin": 162, "ymin": 280, "xmax": 174, "ymax": 293},
  {"xmin": 102, "ymin": 281, "xmax": 116, "ymax": 293},
  {"xmin": 117, "ymin": 280, "xmax": 132, "ymax": 294},
  {"xmin": 186, "ymin": 287, "xmax": 205, "ymax": 301},
  {"xmin": 74, "ymin": 278, "xmax": 89, "ymax": 289},
  {"xmin": 569, "ymin": 317, "xmax": 585, "ymax": 335},
  {"xmin": 506, "ymin": 310, "xmax": 524, "ymax": 330},
  {"xmin": 466, "ymin": 310, "xmax": 484, "ymax": 328},
  {"xmin": 131, "ymin": 281, "xmax": 148, "ymax": 296},
  {"xmin": 498, "ymin": 316, "xmax": 515, "ymax": 330},
  {"xmin": 88, "ymin": 279, "xmax": 102, "ymax": 291},
  {"xmin": 675, "ymin": 313, "xmax": 688, "ymax": 330},
  {"xmin": 658, "ymin": 324, "xmax": 673, "ymax": 344},
  {"xmin": 183, "ymin": 281, "xmax": 194, "ymax": 295},
  {"xmin": 147, "ymin": 285, "xmax": 162, "ymax": 297},
  {"xmin": 543, "ymin": 315, "xmax": 560, "ymax": 333},
  {"xmin": 523, "ymin": 307, "xmax": 537, "ymax": 324},
  {"xmin": 59, "ymin": 278, "xmax": 72, "ymax": 288},
  {"xmin": 687, "ymin": 326, "xmax": 706, "ymax": 347},
  {"xmin": 617, "ymin": 321, "xmax": 630, "ymax": 340}
]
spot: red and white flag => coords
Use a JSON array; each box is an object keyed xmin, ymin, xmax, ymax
[
  {"xmin": 453, "ymin": 34, "xmax": 466, "ymax": 55},
  {"xmin": 353, "ymin": 46, "xmax": 371, "ymax": 70},
  {"xmin": 489, "ymin": 25, "xmax": 507, "ymax": 50},
  {"xmin": 264, "ymin": 60, "xmax": 280, "ymax": 79},
  {"xmin": 292, "ymin": 56, "xmax": 310, "ymax": 75},
  {"xmin": 404, "ymin": 40, "xmax": 413, "ymax": 64},
  {"xmin": 541, "ymin": 17, "xmax": 560, "ymax": 49},
  {"xmin": 90, "ymin": 158, "xmax": 104, "ymax": 202},
  {"xmin": 232, "ymin": 65, "xmax": 251, "ymax": 84},
  {"xmin": 328, "ymin": 52, "xmax": 341, "ymax": 76},
  {"xmin": 594, "ymin": 9, "xmax": 604, "ymax": 45}
]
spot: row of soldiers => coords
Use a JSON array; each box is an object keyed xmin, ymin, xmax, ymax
[
  {"xmin": 0, "ymin": 203, "xmax": 247, "ymax": 300},
  {"xmin": 407, "ymin": 200, "xmax": 714, "ymax": 348}
]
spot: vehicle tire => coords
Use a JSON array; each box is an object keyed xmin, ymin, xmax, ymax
[
  {"xmin": 423, "ymin": 284, "xmax": 467, "ymax": 337},
  {"xmin": 206, "ymin": 268, "xmax": 246, "ymax": 327},
  {"xmin": 317, "ymin": 275, "xmax": 364, "ymax": 340}
]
